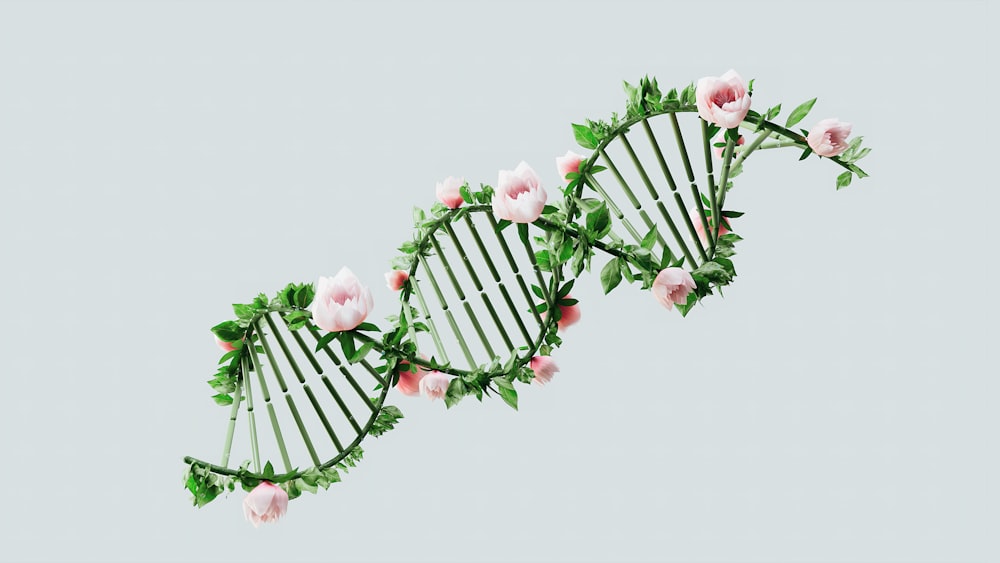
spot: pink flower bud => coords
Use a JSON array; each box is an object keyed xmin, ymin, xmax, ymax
[
  {"xmin": 555, "ymin": 294, "xmax": 581, "ymax": 331},
  {"xmin": 243, "ymin": 481, "xmax": 288, "ymax": 528},
  {"xmin": 419, "ymin": 370, "xmax": 451, "ymax": 401},
  {"xmin": 712, "ymin": 134, "xmax": 744, "ymax": 158},
  {"xmin": 436, "ymin": 176, "xmax": 465, "ymax": 209},
  {"xmin": 689, "ymin": 208, "xmax": 732, "ymax": 246},
  {"xmin": 309, "ymin": 267, "xmax": 374, "ymax": 333},
  {"xmin": 492, "ymin": 161, "xmax": 547, "ymax": 223},
  {"xmin": 385, "ymin": 269, "xmax": 409, "ymax": 291},
  {"xmin": 695, "ymin": 70, "xmax": 751, "ymax": 129},
  {"xmin": 395, "ymin": 360, "xmax": 426, "ymax": 396},
  {"xmin": 556, "ymin": 150, "xmax": 584, "ymax": 181},
  {"xmin": 651, "ymin": 268, "xmax": 697, "ymax": 310},
  {"xmin": 529, "ymin": 355, "xmax": 560, "ymax": 386},
  {"xmin": 215, "ymin": 336, "xmax": 237, "ymax": 352},
  {"xmin": 806, "ymin": 118, "xmax": 852, "ymax": 157}
]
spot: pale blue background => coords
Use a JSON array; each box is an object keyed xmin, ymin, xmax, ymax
[{"xmin": 0, "ymin": 1, "xmax": 996, "ymax": 561}]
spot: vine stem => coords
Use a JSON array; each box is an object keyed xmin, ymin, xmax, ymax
[
  {"xmin": 719, "ymin": 128, "xmax": 772, "ymax": 212},
  {"xmin": 701, "ymin": 119, "xmax": 720, "ymax": 255},
  {"xmin": 714, "ymin": 134, "xmax": 737, "ymax": 245}
]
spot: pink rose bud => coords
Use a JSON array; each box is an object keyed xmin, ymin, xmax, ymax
[
  {"xmin": 651, "ymin": 267, "xmax": 697, "ymax": 310},
  {"xmin": 309, "ymin": 267, "xmax": 374, "ymax": 333},
  {"xmin": 689, "ymin": 208, "xmax": 732, "ymax": 245},
  {"xmin": 806, "ymin": 118, "xmax": 853, "ymax": 157},
  {"xmin": 395, "ymin": 360, "xmax": 426, "ymax": 396},
  {"xmin": 215, "ymin": 336, "xmax": 237, "ymax": 352},
  {"xmin": 556, "ymin": 294, "xmax": 581, "ymax": 331},
  {"xmin": 713, "ymin": 134, "xmax": 745, "ymax": 158},
  {"xmin": 529, "ymin": 355, "xmax": 560, "ymax": 386},
  {"xmin": 492, "ymin": 161, "xmax": 547, "ymax": 223},
  {"xmin": 436, "ymin": 176, "xmax": 465, "ymax": 209},
  {"xmin": 385, "ymin": 269, "xmax": 409, "ymax": 291},
  {"xmin": 243, "ymin": 481, "xmax": 288, "ymax": 528},
  {"xmin": 556, "ymin": 150, "xmax": 584, "ymax": 181},
  {"xmin": 695, "ymin": 70, "xmax": 752, "ymax": 129},
  {"xmin": 419, "ymin": 370, "xmax": 451, "ymax": 401}
]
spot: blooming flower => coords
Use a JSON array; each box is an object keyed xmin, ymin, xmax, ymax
[
  {"xmin": 436, "ymin": 176, "xmax": 465, "ymax": 209},
  {"xmin": 652, "ymin": 268, "xmax": 697, "ymax": 310},
  {"xmin": 806, "ymin": 118, "xmax": 853, "ymax": 157},
  {"xmin": 690, "ymin": 208, "xmax": 731, "ymax": 245},
  {"xmin": 492, "ymin": 161, "xmax": 547, "ymax": 223},
  {"xmin": 529, "ymin": 356, "xmax": 560, "ymax": 386},
  {"xmin": 385, "ymin": 269, "xmax": 409, "ymax": 291},
  {"xmin": 696, "ymin": 70, "xmax": 752, "ymax": 129},
  {"xmin": 396, "ymin": 360, "xmax": 426, "ymax": 396},
  {"xmin": 713, "ymin": 134, "xmax": 745, "ymax": 158},
  {"xmin": 310, "ymin": 267, "xmax": 374, "ymax": 332},
  {"xmin": 243, "ymin": 481, "xmax": 288, "ymax": 528},
  {"xmin": 556, "ymin": 150, "xmax": 584, "ymax": 182},
  {"xmin": 419, "ymin": 370, "xmax": 451, "ymax": 400}
]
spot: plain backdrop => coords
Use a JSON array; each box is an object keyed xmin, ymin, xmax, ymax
[{"xmin": 0, "ymin": 1, "xmax": 996, "ymax": 562}]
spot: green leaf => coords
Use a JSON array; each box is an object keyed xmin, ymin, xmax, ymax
[
  {"xmin": 339, "ymin": 333, "xmax": 357, "ymax": 362},
  {"xmin": 459, "ymin": 184, "xmax": 472, "ymax": 204},
  {"xmin": 233, "ymin": 303, "xmax": 255, "ymax": 320},
  {"xmin": 355, "ymin": 322, "xmax": 379, "ymax": 332},
  {"xmin": 211, "ymin": 321, "xmax": 244, "ymax": 343},
  {"xmin": 263, "ymin": 461, "xmax": 275, "ymax": 479},
  {"xmin": 798, "ymin": 147, "xmax": 813, "ymax": 161},
  {"xmin": 497, "ymin": 384, "xmax": 518, "ymax": 411},
  {"xmin": 495, "ymin": 219, "xmax": 512, "ymax": 232},
  {"xmin": 640, "ymin": 226, "xmax": 658, "ymax": 251},
  {"xmin": 557, "ymin": 280, "xmax": 575, "ymax": 299},
  {"xmin": 836, "ymin": 171, "xmax": 853, "ymax": 190},
  {"xmin": 572, "ymin": 123, "xmax": 599, "ymax": 150},
  {"xmin": 517, "ymin": 222, "xmax": 529, "ymax": 245},
  {"xmin": 314, "ymin": 331, "xmax": 338, "ymax": 352},
  {"xmin": 785, "ymin": 98, "xmax": 817, "ymax": 128},
  {"xmin": 765, "ymin": 104, "xmax": 782, "ymax": 120},
  {"xmin": 530, "ymin": 284, "xmax": 545, "ymax": 299},
  {"xmin": 444, "ymin": 378, "xmax": 467, "ymax": 409},
  {"xmin": 600, "ymin": 258, "xmax": 623, "ymax": 294},
  {"xmin": 212, "ymin": 393, "xmax": 233, "ymax": 406}
]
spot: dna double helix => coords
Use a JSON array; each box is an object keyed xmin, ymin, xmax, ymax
[{"xmin": 182, "ymin": 71, "xmax": 870, "ymax": 518}]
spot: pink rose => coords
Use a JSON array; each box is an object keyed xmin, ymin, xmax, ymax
[
  {"xmin": 713, "ymin": 134, "xmax": 745, "ymax": 158},
  {"xmin": 689, "ymin": 208, "xmax": 731, "ymax": 245},
  {"xmin": 492, "ymin": 161, "xmax": 547, "ymax": 223},
  {"xmin": 385, "ymin": 269, "xmax": 409, "ymax": 291},
  {"xmin": 556, "ymin": 150, "xmax": 584, "ymax": 181},
  {"xmin": 652, "ymin": 268, "xmax": 697, "ymax": 310},
  {"xmin": 695, "ymin": 70, "xmax": 751, "ymax": 129},
  {"xmin": 419, "ymin": 370, "xmax": 451, "ymax": 400},
  {"xmin": 806, "ymin": 118, "xmax": 852, "ymax": 157},
  {"xmin": 243, "ymin": 481, "xmax": 288, "ymax": 528},
  {"xmin": 529, "ymin": 355, "xmax": 560, "ymax": 386},
  {"xmin": 555, "ymin": 294, "xmax": 581, "ymax": 331},
  {"xmin": 396, "ymin": 360, "xmax": 426, "ymax": 396},
  {"xmin": 215, "ymin": 336, "xmax": 237, "ymax": 352},
  {"xmin": 309, "ymin": 267, "xmax": 374, "ymax": 332},
  {"xmin": 436, "ymin": 176, "xmax": 465, "ymax": 209}
]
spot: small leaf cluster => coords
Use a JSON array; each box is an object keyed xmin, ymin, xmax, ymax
[
  {"xmin": 184, "ymin": 462, "xmax": 235, "ymax": 508},
  {"xmin": 676, "ymin": 233, "xmax": 742, "ymax": 317}
]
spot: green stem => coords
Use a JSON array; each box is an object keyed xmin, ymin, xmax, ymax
[
  {"xmin": 640, "ymin": 118, "xmax": 708, "ymax": 263},
  {"xmin": 618, "ymin": 132, "xmax": 697, "ymax": 266},
  {"xmin": 486, "ymin": 214, "xmax": 544, "ymax": 328},
  {"xmin": 418, "ymin": 257, "xmax": 477, "ymax": 367},
  {"xmin": 719, "ymin": 129, "xmax": 771, "ymax": 212},
  {"xmin": 600, "ymin": 147, "xmax": 668, "ymax": 249},
  {"xmin": 584, "ymin": 172, "xmax": 644, "ymax": 244},
  {"xmin": 429, "ymin": 234, "xmax": 495, "ymax": 358},
  {"xmin": 701, "ymin": 119, "xmax": 720, "ymax": 254},
  {"xmin": 219, "ymin": 377, "xmax": 243, "ymax": 468},
  {"xmin": 306, "ymin": 323, "xmax": 378, "ymax": 412},
  {"xmin": 240, "ymin": 346, "xmax": 261, "ymax": 474},
  {"xmin": 714, "ymin": 135, "xmax": 737, "ymax": 245},
  {"xmin": 464, "ymin": 214, "xmax": 532, "ymax": 345},
  {"xmin": 670, "ymin": 113, "xmax": 712, "ymax": 260},
  {"xmin": 410, "ymin": 280, "xmax": 449, "ymax": 363},
  {"xmin": 249, "ymin": 325, "xmax": 292, "ymax": 472}
]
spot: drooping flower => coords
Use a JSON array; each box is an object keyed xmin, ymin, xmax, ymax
[
  {"xmin": 419, "ymin": 370, "xmax": 451, "ymax": 400},
  {"xmin": 243, "ymin": 481, "xmax": 288, "ymax": 528},
  {"xmin": 554, "ymin": 294, "xmax": 581, "ymax": 331},
  {"xmin": 651, "ymin": 268, "xmax": 697, "ymax": 310},
  {"xmin": 215, "ymin": 336, "xmax": 237, "ymax": 352},
  {"xmin": 556, "ymin": 150, "xmax": 584, "ymax": 182},
  {"xmin": 385, "ymin": 269, "xmax": 409, "ymax": 291},
  {"xmin": 806, "ymin": 118, "xmax": 853, "ymax": 157},
  {"xmin": 310, "ymin": 267, "xmax": 374, "ymax": 332},
  {"xmin": 713, "ymin": 134, "xmax": 745, "ymax": 158},
  {"xmin": 396, "ymin": 360, "xmax": 426, "ymax": 396},
  {"xmin": 695, "ymin": 70, "xmax": 752, "ymax": 129},
  {"xmin": 492, "ymin": 161, "xmax": 547, "ymax": 223},
  {"xmin": 689, "ymin": 208, "xmax": 732, "ymax": 245},
  {"xmin": 529, "ymin": 356, "xmax": 560, "ymax": 386},
  {"xmin": 436, "ymin": 176, "xmax": 465, "ymax": 209}
]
